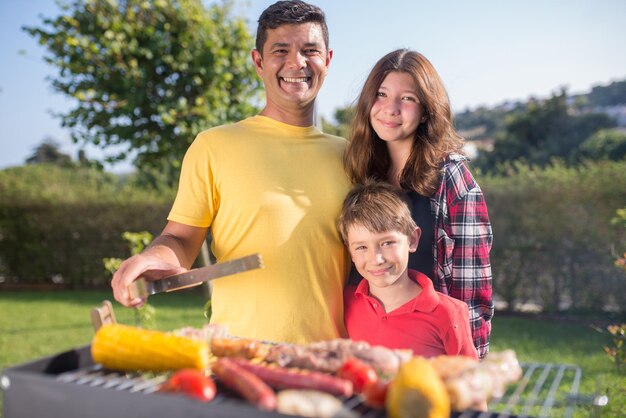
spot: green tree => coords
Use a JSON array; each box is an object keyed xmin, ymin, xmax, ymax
[
  {"xmin": 26, "ymin": 137, "xmax": 72, "ymax": 166},
  {"xmin": 585, "ymin": 79, "xmax": 626, "ymax": 107},
  {"xmin": 578, "ymin": 129, "xmax": 626, "ymax": 161},
  {"xmin": 24, "ymin": 0, "xmax": 262, "ymax": 184},
  {"xmin": 320, "ymin": 105, "xmax": 353, "ymax": 139},
  {"xmin": 613, "ymin": 207, "xmax": 626, "ymax": 275},
  {"xmin": 454, "ymin": 104, "xmax": 519, "ymax": 141},
  {"xmin": 481, "ymin": 89, "xmax": 615, "ymax": 171}
]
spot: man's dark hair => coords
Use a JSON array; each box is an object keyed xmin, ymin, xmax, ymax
[{"xmin": 256, "ymin": 1, "xmax": 329, "ymax": 53}]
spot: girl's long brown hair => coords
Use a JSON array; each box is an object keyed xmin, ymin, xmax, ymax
[{"xmin": 344, "ymin": 49, "xmax": 464, "ymax": 196}]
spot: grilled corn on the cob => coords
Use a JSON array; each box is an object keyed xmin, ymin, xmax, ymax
[{"xmin": 91, "ymin": 323, "xmax": 210, "ymax": 372}]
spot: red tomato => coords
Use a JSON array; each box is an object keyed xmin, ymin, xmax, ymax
[
  {"xmin": 362, "ymin": 379, "xmax": 389, "ymax": 409},
  {"xmin": 337, "ymin": 358, "xmax": 379, "ymax": 393},
  {"xmin": 160, "ymin": 369, "xmax": 216, "ymax": 402}
]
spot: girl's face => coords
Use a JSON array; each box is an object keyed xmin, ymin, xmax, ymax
[{"xmin": 369, "ymin": 71, "xmax": 425, "ymax": 145}]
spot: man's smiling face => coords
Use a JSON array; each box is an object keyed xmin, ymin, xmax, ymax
[{"xmin": 251, "ymin": 22, "xmax": 332, "ymax": 122}]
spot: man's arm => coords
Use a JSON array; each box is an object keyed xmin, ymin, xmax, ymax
[{"xmin": 111, "ymin": 221, "xmax": 209, "ymax": 307}]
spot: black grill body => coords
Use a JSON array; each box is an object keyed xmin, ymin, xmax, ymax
[{"xmin": 2, "ymin": 345, "xmax": 599, "ymax": 418}]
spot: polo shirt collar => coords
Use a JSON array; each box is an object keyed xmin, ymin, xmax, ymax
[
  {"xmin": 353, "ymin": 269, "xmax": 440, "ymax": 313},
  {"xmin": 407, "ymin": 269, "xmax": 440, "ymax": 313},
  {"xmin": 354, "ymin": 277, "xmax": 371, "ymax": 297}
]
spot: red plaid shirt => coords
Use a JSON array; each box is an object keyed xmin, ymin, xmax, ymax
[{"xmin": 430, "ymin": 154, "xmax": 494, "ymax": 359}]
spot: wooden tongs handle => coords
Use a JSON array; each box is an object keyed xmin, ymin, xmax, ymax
[{"xmin": 91, "ymin": 300, "xmax": 117, "ymax": 331}]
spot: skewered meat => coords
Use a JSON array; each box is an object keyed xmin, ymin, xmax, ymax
[
  {"xmin": 173, "ymin": 323, "xmax": 229, "ymax": 342},
  {"xmin": 351, "ymin": 345, "xmax": 411, "ymax": 376},
  {"xmin": 483, "ymin": 349, "xmax": 524, "ymax": 390},
  {"xmin": 429, "ymin": 349, "xmax": 523, "ymax": 411},
  {"xmin": 265, "ymin": 342, "xmax": 344, "ymax": 373},
  {"xmin": 211, "ymin": 337, "xmax": 270, "ymax": 359},
  {"xmin": 265, "ymin": 339, "xmax": 411, "ymax": 375},
  {"xmin": 175, "ymin": 325, "xmax": 270, "ymax": 359}
]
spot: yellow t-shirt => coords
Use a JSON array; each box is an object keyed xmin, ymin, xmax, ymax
[{"xmin": 168, "ymin": 115, "xmax": 350, "ymax": 344}]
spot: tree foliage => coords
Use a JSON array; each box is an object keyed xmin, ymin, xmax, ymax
[
  {"xmin": 582, "ymin": 79, "xmax": 626, "ymax": 107},
  {"xmin": 24, "ymin": 0, "xmax": 262, "ymax": 183},
  {"xmin": 613, "ymin": 208, "xmax": 626, "ymax": 275},
  {"xmin": 323, "ymin": 84, "xmax": 624, "ymax": 173},
  {"xmin": 26, "ymin": 137, "xmax": 102, "ymax": 170},
  {"xmin": 454, "ymin": 104, "xmax": 520, "ymax": 141},
  {"xmin": 577, "ymin": 129, "xmax": 626, "ymax": 161},
  {"xmin": 26, "ymin": 137, "xmax": 72, "ymax": 166},
  {"xmin": 477, "ymin": 90, "xmax": 616, "ymax": 171},
  {"xmin": 320, "ymin": 105, "xmax": 354, "ymax": 139}
]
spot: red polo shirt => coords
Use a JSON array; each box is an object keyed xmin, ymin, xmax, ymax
[{"xmin": 344, "ymin": 269, "xmax": 477, "ymax": 359}]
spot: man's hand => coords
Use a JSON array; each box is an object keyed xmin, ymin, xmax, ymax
[
  {"xmin": 111, "ymin": 221, "xmax": 209, "ymax": 307},
  {"xmin": 111, "ymin": 253, "xmax": 186, "ymax": 307}
]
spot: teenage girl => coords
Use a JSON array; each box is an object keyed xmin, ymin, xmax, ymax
[{"xmin": 343, "ymin": 49, "xmax": 494, "ymax": 358}]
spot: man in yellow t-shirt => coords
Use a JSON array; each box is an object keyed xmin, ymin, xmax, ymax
[{"xmin": 111, "ymin": 1, "xmax": 350, "ymax": 343}]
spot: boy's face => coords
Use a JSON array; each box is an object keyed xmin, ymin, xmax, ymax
[{"xmin": 347, "ymin": 224, "xmax": 420, "ymax": 290}]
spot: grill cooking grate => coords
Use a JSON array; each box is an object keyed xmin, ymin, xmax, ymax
[
  {"xmin": 56, "ymin": 365, "xmax": 166, "ymax": 394},
  {"xmin": 50, "ymin": 362, "xmax": 607, "ymax": 418},
  {"xmin": 480, "ymin": 362, "xmax": 607, "ymax": 418}
]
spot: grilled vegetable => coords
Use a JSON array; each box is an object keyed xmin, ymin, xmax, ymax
[
  {"xmin": 91, "ymin": 324, "xmax": 210, "ymax": 372},
  {"xmin": 337, "ymin": 357, "xmax": 379, "ymax": 393},
  {"xmin": 276, "ymin": 389, "xmax": 344, "ymax": 418},
  {"xmin": 362, "ymin": 379, "xmax": 389, "ymax": 409},
  {"xmin": 386, "ymin": 357, "xmax": 450, "ymax": 418},
  {"xmin": 159, "ymin": 369, "xmax": 216, "ymax": 402}
]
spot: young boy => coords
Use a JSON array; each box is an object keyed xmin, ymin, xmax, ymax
[{"xmin": 338, "ymin": 180, "xmax": 477, "ymax": 359}]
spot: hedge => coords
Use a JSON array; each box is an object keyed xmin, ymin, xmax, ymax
[
  {"xmin": 478, "ymin": 159, "xmax": 626, "ymax": 313},
  {"xmin": 0, "ymin": 165, "xmax": 174, "ymax": 287},
  {"xmin": 1, "ymin": 161, "xmax": 625, "ymax": 314}
]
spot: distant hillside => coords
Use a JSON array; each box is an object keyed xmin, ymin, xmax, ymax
[
  {"xmin": 455, "ymin": 78, "xmax": 626, "ymax": 143},
  {"xmin": 574, "ymin": 79, "xmax": 626, "ymax": 107}
]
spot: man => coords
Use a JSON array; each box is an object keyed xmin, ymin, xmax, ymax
[{"xmin": 111, "ymin": 1, "xmax": 350, "ymax": 344}]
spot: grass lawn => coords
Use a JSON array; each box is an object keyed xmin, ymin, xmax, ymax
[{"xmin": 1, "ymin": 290, "xmax": 624, "ymax": 417}]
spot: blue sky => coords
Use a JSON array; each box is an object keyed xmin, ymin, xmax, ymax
[{"xmin": 1, "ymin": 0, "xmax": 625, "ymax": 172}]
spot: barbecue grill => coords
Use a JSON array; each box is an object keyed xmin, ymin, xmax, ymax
[{"xmin": 1, "ymin": 344, "xmax": 607, "ymax": 418}]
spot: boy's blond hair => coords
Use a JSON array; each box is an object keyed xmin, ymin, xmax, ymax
[{"xmin": 337, "ymin": 179, "xmax": 418, "ymax": 243}]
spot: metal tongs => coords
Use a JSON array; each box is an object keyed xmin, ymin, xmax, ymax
[{"xmin": 128, "ymin": 253, "xmax": 263, "ymax": 300}]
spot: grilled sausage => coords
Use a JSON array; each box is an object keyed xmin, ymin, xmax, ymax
[
  {"xmin": 211, "ymin": 358, "xmax": 276, "ymax": 410},
  {"xmin": 231, "ymin": 358, "xmax": 353, "ymax": 398}
]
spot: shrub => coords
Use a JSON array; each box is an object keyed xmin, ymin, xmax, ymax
[
  {"xmin": 2, "ymin": 160, "xmax": 625, "ymax": 316},
  {"xmin": 477, "ymin": 159, "xmax": 626, "ymax": 313},
  {"xmin": 0, "ymin": 165, "xmax": 174, "ymax": 286}
]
